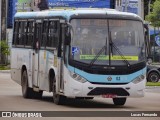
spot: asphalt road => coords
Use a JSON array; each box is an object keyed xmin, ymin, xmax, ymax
[{"xmin": 0, "ymin": 72, "xmax": 160, "ymax": 120}]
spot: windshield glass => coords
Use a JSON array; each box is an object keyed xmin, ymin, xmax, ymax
[
  {"xmin": 70, "ymin": 19, "xmax": 145, "ymax": 66},
  {"xmin": 109, "ymin": 20, "xmax": 145, "ymax": 65}
]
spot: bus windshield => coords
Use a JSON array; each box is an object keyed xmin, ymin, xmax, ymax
[{"xmin": 70, "ymin": 19, "xmax": 145, "ymax": 66}]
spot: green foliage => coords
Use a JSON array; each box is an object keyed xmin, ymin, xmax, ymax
[
  {"xmin": 146, "ymin": 0, "xmax": 160, "ymax": 27},
  {"xmin": 144, "ymin": 0, "xmax": 156, "ymax": 17},
  {"xmin": 0, "ymin": 41, "xmax": 10, "ymax": 55},
  {"xmin": 146, "ymin": 82, "xmax": 160, "ymax": 86},
  {"xmin": 0, "ymin": 65, "xmax": 10, "ymax": 70}
]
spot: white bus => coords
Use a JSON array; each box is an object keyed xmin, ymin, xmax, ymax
[{"xmin": 11, "ymin": 8, "xmax": 149, "ymax": 105}]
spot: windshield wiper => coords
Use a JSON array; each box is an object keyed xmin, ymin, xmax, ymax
[
  {"xmin": 88, "ymin": 32, "xmax": 131, "ymax": 67},
  {"xmin": 88, "ymin": 45, "xmax": 107, "ymax": 67},
  {"xmin": 109, "ymin": 32, "xmax": 130, "ymax": 67}
]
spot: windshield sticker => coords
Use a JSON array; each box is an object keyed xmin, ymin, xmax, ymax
[
  {"xmin": 80, "ymin": 55, "xmax": 138, "ymax": 61},
  {"xmin": 72, "ymin": 47, "xmax": 80, "ymax": 55},
  {"xmin": 80, "ymin": 55, "xmax": 108, "ymax": 60},
  {"xmin": 111, "ymin": 56, "xmax": 138, "ymax": 61}
]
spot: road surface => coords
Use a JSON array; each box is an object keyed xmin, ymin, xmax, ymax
[{"xmin": 0, "ymin": 73, "xmax": 160, "ymax": 119}]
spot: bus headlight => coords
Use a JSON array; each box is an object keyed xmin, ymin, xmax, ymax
[
  {"xmin": 132, "ymin": 75, "xmax": 145, "ymax": 84},
  {"xmin": 69, "ymin": 71, "xmax": 87, "ymax": 83}
]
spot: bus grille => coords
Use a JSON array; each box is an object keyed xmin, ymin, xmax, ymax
[{"xmin": 87, "ymin": 87, "xmax": 130, "ymax": 96}]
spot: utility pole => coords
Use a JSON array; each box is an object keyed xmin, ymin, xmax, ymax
[
  {"xmin": 0, "ymin": 0, "xmax": 1, "ymax": 63},
  {"xmin": 0, "ymin": 0, "xmax": 7, "ymax": 64},
  {"xmin": 0, "ymin": 0, "xmax": 1, "ymax": 42},
  {"xmin": 1, "ymin": 0, "xmax": 7, "ymax": 41},
  {"xmin": 148, "ymin": 0, "xmax": 152, "ymax": 47}
]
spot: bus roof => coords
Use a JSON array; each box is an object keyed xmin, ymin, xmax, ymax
[{"xmin": 14, "ymin": 8, "xmax": 142, "ymax": 22}]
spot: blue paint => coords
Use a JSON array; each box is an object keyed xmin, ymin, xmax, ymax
[
  {"xmin": 68, "ymin": 65, "xmax": 146, "ymax": 83},
  {"xmin": 155, "ymin": 35, "xmax": 160, "ymax": 46},
  {"xmin": 72, "ymin": 46, "xmax": 80, "ymax": 55},
  {"xmin": 48, "ymin": 0, "xmax": 111, "ymax": 8},
  {"xmin": 8, "ymin": 0, "xmax": 112, "ymax": 28},
  {"xmin": 122, "ymin": 0, "xmax": 138, "ymax": 14},
  {"xmin": 68, "ymin": 65, "xmax": 75, "ymax": 72}
]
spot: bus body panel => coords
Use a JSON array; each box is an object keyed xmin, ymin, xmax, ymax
[
  {"xmin": 38, "ymin": 50, "xmax": 58, "ymax": 92},
  {"xmin": 11, "ymin": 48, "xmax": 33, "ymax": 88},
  {"xmin": 68, "ymin": 65, "xmax": 146, "ymax": 84},
  {"xmin": 63, "ymin": 65, "xmax": 146, "ymax": 98},
  {"xmin": 11, "ymin": 9, "xmax": 148, "ymax": 103},
  {"xmin": 11, "ymin": 48, "xmax": 59, "ymax": 92}
]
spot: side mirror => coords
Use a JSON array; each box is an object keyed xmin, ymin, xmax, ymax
[
  {"xmin": 145, "ymin": 31, "xmax": 148, "ymax": 36},
  {"xmin": 64, "ymin": 24, "xmax": 72, "ymax": 45},
  {"xmin": 147, "ymin": 58, "xmax": 152, "ymax": 65}
]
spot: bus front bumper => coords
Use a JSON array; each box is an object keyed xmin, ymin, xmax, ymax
[{"xmin": 64, "ymin": 76, "xmax": 146, "ymax": 98}]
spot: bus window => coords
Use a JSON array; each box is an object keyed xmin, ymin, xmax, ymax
[
  {"xmin": 26, "ymin": 21, "xmax": 34, "ymax": 47},
  {"xmin": 17, "ymin": 21, "xmax": 25, "ymax": 46},
  {"xmin": 13, "ymin": 21, "xmax": 19, "ymax": 45},
  {"xmin": 23, "ymin": 21, "xmax": 28, "ymax": 46},
  {"xmin": 34, "ymin": 21, "xmax": 42, "ymax": 49},
  {"xmin": 46, "ymin": 21, "xmax": 58, "ymax": 48},
  {"xmin": 41, "ymin": 20, "xmax": 48, "ymax": 48}
]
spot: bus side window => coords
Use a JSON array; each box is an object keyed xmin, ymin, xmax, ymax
[
  {"xmin": 17, "ymin": 21, "xmax": 25, "ymax": 46},
  {"xmin": 24, "ymin": 21, "xmax": 28, "ymax": 47},
  {"xmin": 34, "ymin": 21, "xmax": 42, "ymax": 49},
  {"xmin": 26, "ymin": 21, "xmax": 34, "ymax": 47},
  {"xmin": 46, "ymin": 21, "xmax": 58, "ymax": 48},
  {"xmin": 13, "ymin": 21, "xmax": 19, "ymax": 45},
  {"xmin": 41, "ymin": 20, "xmax": 48, "ymax": 48}
]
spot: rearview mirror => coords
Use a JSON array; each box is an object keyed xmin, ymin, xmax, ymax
[
  {"xmin": 147, "ymin": 58, "xmax": 152, "ymax": 65},
  {"xmin": 64, "ymin": 23, "xmax": 72, "ymax": 45}
]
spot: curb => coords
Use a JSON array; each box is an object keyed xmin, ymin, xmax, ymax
[
  {"xmin": 145, "ymin": 86, "xmax": 160, "ymax": 89},
  {"xmin": 0, "ymin": 70, "xmax": 10, "ymax": 73}
]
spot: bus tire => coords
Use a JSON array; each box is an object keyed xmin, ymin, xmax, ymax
[
  {"xmin": 148, "ymin": 71, "xmax": 160, "ymax": 82},
  {"xmin": 113, "ymin": 98, "xmax": 126, "ymax": 106},
  {"xmin": 33, "ymin": 90, "xmax": 43, "ymax": 99},
  {"xmin": 52, "ymin": 77, "xmax": 65, "ymax": 105},
  {"xmin": 85, "ymin": 97, "xmax": 94, "ymax": 99},
  {"xmin": 21, "ymin": 70, "xmax": 34, "ymax": 98}
]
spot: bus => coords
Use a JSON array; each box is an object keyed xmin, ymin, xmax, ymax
[{"xmin": 11, "ymin": 8, "xmax": 148, "ymax": 106}]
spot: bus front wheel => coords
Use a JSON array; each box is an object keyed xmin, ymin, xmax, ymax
[
  {"xmin": 52, "ymin": 77, "xmax": 66, "ymax": 105},
  {"xmin": 113, "ymin": 98, "xmax": 126, "ymax": 106}
]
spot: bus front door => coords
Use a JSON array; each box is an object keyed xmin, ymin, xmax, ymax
[{"xmin": 57, "ymin": 22, "xmax": 65, "ymax": 93}]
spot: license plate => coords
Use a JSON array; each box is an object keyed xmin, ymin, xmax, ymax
[{"xmin": 102, "ymin": 94, "xmax": 117, "ymax": 98}]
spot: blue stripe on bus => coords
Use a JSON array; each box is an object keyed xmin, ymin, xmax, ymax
[{"xmin": 68, "ymin": 65, "xmax": 146, "ymax": 83}]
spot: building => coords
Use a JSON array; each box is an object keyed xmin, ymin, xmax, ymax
[
  {"xmin": 7, "ymin": 0, "xmax": 116, "ymax": 28},
  {"xmin": 115, "ymin": 0, "xmax": 144, "ymax": 19}
]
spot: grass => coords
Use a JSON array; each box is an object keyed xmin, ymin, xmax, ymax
[
  {"xmin": 146, "ymin": 82, "xmax": 160, "ymax": 86},
  {"xmin": 0, "ymin": 65, "xmax": 10, "ymax": 70}
]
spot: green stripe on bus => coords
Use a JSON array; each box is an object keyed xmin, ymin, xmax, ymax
[{"xmin": 80, "ymin": 55, "xmax": 138, "ymax": 61}]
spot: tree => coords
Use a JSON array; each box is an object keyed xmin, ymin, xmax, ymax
[
  {"xmin": 144, "ymin": 0, "xmax": 156, "ymax": 18},
  {"xmin": 145, "ymin": 0, "xmax": 160, "ymax": 62},
  {"xmin": 0, "ymin": 41, "xmax": 10, "ymax": 64},
  {"xmin": 146, "ymin": 0, "xmax": 160, "ymax": 27}
]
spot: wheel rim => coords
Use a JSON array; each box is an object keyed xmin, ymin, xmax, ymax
[{"xmin": 149, "ymin": 73, "xmax": 159, "ymax": 82}]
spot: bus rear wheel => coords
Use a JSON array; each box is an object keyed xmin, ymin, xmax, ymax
[
  {"xmin": 113, "ymin": 98, "xmax": 126, "ymax": 106},
  {"xmin": 21, "ymin": 70, "xmax": 34, "ymax": 98},
  {"xmin": 22, "ymin": 70, "xmax": 43, "ymax": 99},
  {"xmin": 52, "ymin": 77, "xmax": 66, "ymax": 105}
]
